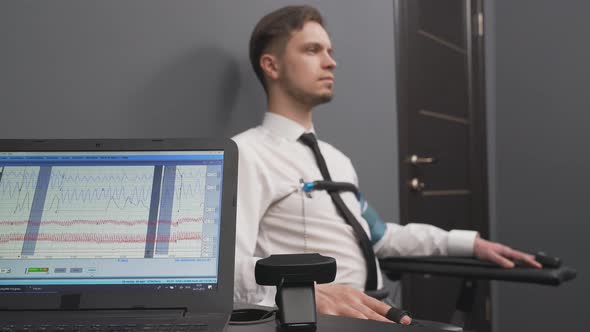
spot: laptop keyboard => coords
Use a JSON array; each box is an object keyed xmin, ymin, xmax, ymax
[{"xmin": 0, "ymin": 322, "xmax": 208, "ymax": 332}]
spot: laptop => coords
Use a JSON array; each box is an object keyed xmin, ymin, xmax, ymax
[{"xmin": 0, "ymin": 139, "xmax": 238, "ymax": 332}]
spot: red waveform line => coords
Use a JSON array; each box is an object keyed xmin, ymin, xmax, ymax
[
  {"xmin": 0, "ymin": 232, "xmax": 202, "ymax": 244},
  {"xmin": 0, "ymin": 217, "xmax": 202, "ymax": 228}
]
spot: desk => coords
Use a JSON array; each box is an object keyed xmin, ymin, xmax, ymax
[{"xmin": 229, "ymin": 313, "xmax": 436, "ymax": 332}]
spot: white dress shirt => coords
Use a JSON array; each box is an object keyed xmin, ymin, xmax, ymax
[{"xmin": 232, "ymin": 112, "xmax": 477, "ymax": 306}]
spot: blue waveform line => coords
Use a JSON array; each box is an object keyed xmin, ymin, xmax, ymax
[{"xmin": 0, "ymin": 167, "xmax": 207, "ymax": 215}]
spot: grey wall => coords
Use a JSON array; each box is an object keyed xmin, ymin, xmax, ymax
[
  {"xmin": 0, "ymin": 0, "xmax": 399, "ymax": 222},
  {"xmin": 488, "ymin": 1, "xmax": 589, "ymax": 331},
  {"xmin": 1, "ymin": 0, "xmax": 586, "ymax": 329}
]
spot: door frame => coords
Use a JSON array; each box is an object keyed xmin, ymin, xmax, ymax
[{"xmin": 394, "ymin": 0, "xmax": 489, "ymax": 237}]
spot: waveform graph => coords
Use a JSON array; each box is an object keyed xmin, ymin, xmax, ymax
[
  {"xmin": 29, "ymin": 165, "xmax": 156, "ymax": 259},
  {"xmin": 154, "ymin": 165, "xmax": 207, "ymax": 258},
  {"xmin": 0, "ymin": 163, "xmax": 211, "ymax": 260},
  {"xmin": 0, "ymin": 166, "xmax": 41, "ymax": 259}
]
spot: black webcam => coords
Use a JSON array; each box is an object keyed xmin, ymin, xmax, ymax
[{"xmin": 255, "ymin": 253, "xmax": 337, "ymax": 331}]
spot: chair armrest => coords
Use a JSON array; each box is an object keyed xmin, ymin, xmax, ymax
[{"xmin": 379, "ymin": 256, "xmax": 577, "ymax": 286}]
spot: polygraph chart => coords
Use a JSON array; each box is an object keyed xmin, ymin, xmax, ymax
[{"xmin": 0, "ymin": 165, "xmax": 208, "ymax": 260}]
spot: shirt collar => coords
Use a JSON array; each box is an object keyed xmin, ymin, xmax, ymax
[{"xmin": 261, "ymin": 112, "xmax": 317, "ymax": 142}]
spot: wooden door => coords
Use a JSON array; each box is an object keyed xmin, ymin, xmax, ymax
[{"xmin": 394, "ymin": 0, "xmax": 490, "ymax": 330}]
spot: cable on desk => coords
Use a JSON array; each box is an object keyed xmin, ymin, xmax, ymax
[{"xmin": 229, "ymin": 308, "xmax": 277, "ymax": 325}]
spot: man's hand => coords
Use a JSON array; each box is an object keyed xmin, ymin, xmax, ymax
[
  {"xmin": 474, "ymin": 235, "xmax": 542, "ymax": 268},
  {"xmin": 315, "ymin": 283, "xmax": 411, "ymax": 325}
]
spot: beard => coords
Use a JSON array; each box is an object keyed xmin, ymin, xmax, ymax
[{"xmin": 281, "ymin": 74, "xmax": 333, "ymax": 108}]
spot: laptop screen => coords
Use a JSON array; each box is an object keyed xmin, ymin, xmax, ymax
[{"xmin": 0, "ymin": 150, "xmax": 223, "ymax": 294}]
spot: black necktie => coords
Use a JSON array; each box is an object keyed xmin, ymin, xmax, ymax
[{"xmin": 299, "ymin": 133, "xmax": 378, "ymax": 291}]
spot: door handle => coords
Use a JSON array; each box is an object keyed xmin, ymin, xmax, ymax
[
  {"xmin": 409, "ymin": 178, "xmax": 425, "ymax": 191},
  {"xmin": 408, "ymin": 154, "xmax": 437, "ymax": 165}
]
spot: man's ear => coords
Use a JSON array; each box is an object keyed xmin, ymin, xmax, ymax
[{"xmin": 260, "ymin": 53, "xmax": 280, "ymax": 82}]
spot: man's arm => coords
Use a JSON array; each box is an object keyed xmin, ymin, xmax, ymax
[
  {"xmin": 373, "ymin": 222, "xmax": 541, "ymax": 268},
  {"xmin": 348, "ymin": 160, "xmax": 540, "ymax": 267},
  {"xmin": 232, "ymin": 139, "xmax": 277, "ymax": 304},
  {"xmin": 373, "ymin": 222, "xmax": 476, "ymax": 257}
]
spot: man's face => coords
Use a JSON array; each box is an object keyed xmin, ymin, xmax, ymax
[{"xmin": 277, "ymin": 21, "xmax": 337, "ymax": 107}]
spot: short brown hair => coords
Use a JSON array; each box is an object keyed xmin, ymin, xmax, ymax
[{"xmin": 249, "ymin": 5, "xmax": 325, "ymax": 92}]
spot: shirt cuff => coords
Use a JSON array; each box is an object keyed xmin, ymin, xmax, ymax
[{"xmin": 447, "ymin": 230, "xmax": 478, "ymax": 256}]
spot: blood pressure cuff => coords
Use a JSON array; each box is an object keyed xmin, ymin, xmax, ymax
[
  {"xmin": 301, "ymin": 180, "xmax": 388, "ymax": 245},
  {"xmin": 359, "ymin": 196, "xmax": 387, "ymax": 245}
]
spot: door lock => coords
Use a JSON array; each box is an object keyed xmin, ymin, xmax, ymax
[{"xmin": 409, "ymin": 178, "xmax": 425, "ymax": 191}]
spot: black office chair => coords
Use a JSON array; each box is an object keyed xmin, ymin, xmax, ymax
[{"xmin": 378, "ymin": 253, "xmax": 577, "ymax": 330}]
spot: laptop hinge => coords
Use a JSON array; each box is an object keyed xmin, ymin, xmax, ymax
[{"xmin": 1, "ymin": 308, "xmax": 188, "ymax": 319}]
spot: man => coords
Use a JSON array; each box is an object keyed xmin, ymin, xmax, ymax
[{"xmin": 232, "ymin": 5, "xmax": 541, "ymax": 324}]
